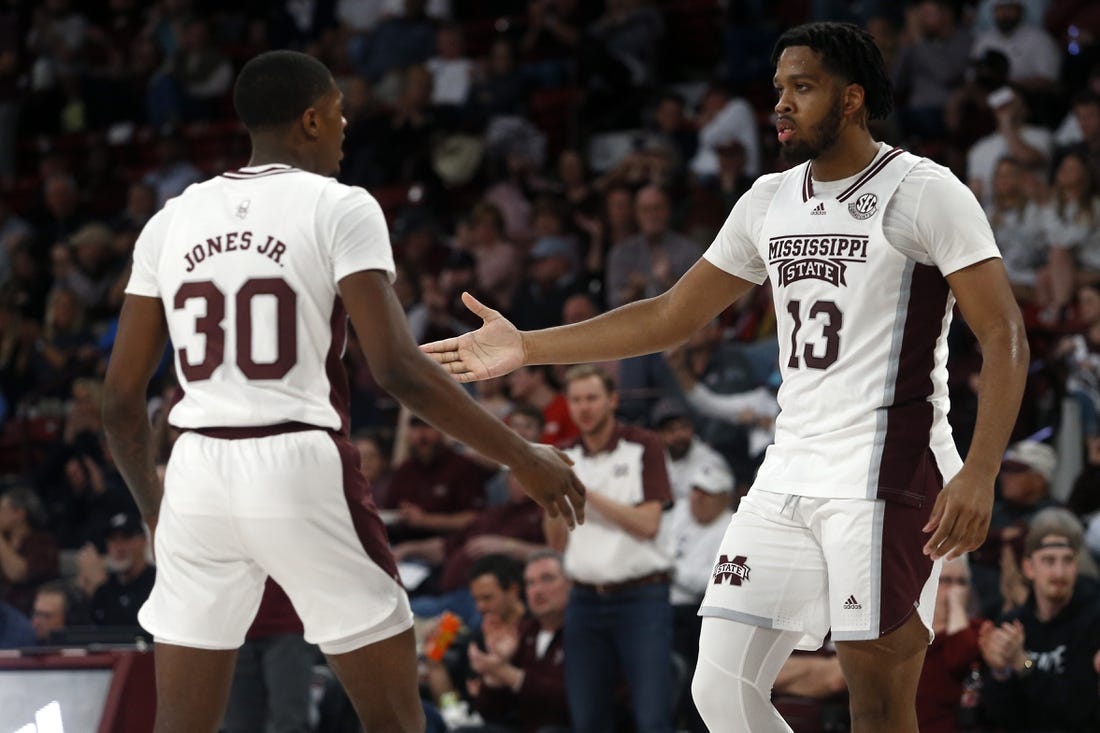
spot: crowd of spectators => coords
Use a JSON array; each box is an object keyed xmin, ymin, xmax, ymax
[{"xmin": 1, "ymin": 0, "xmax": 1100, "ymax": 731}]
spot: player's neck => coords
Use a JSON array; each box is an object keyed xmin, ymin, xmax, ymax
[
  {"xmin": 247, "ymin": 141, "xmax": 315, "ymax": 174},
  {"xmin": 809, "ymin": 131, "xmax": 881, "ymax": 183}
]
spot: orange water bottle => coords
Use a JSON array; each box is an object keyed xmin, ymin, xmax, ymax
[{"xmin": 425, "ymin": 612, "xmax": 462, "ymax": 661}]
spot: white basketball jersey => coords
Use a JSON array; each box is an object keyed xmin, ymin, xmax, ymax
[
  {"xmin": 126, "ymin": 164, "xmax": 395, "ymax": 432},
  {"xmin": 704, "ymin": 144, "xmax": 1001, "ymax": 501}
]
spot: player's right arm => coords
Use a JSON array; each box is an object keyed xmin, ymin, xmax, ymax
[
  {"xmin": 339, "ymin": 269, "xmax": 586, "ymax": 528},
  {"xmin": 424, "ymin": 257, "xmax": 756, "ymax": 382},
  {"xmin": 102, "ymin": 294, "xmax": 170, "ymax": 530}
]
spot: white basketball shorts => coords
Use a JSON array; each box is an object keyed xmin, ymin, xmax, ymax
[
  {"xmin": 139, "ymin": 427, "xmax": 412, "ymax": 654},
  {"xmin": 699, "ymin": 488, "xmax": 941, "ymax": 650}
]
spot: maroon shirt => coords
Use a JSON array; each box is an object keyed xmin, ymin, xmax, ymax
[
  {"xmin": 384, "ymin": 446, "xmax": 493, "ymax": 541},
  {"xmin": 439, "ymin": 500, "xmax": 545, "ymax": 591},
  {"xmin": 1, "ymin": 531, "xmax": 59, "ymax": 616},
  {"xmin": 473, "ymin": 615, "xmax": 569, "ymax": 733},
  {"xmin": 916, "ymin": 618, "xmax": 984, "ymax": 733}
]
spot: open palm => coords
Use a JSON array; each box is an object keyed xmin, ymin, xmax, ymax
[{"xmin": 420, "ymin": 292, "xmax": 525, "ymax": 382}]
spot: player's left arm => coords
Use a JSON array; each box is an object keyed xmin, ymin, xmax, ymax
[
  {"xmin": 924, "ymin": 257, "xmax": 1028, "ymax": 560},
  {"xmin": 103, "ymin": 294, "xmax": 170, "ymax": 530}
]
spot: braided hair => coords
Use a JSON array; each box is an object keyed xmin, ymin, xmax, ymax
[{"xmin": 771, "ymin": 22, "xmax": 894, "ymax": 121}]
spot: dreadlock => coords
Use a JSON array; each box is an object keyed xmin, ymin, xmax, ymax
[{"xmin": 771, "ymin": 22, "xmax": 894, "ymax": 121}]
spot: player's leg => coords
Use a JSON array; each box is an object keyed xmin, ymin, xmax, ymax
[
  {"xmin": 324, "ymin": 627, "xmax": 425, "ymax": 733},
  {"xmin": 152, "ymin": 644, "xmax": 238, "ymax": 733},
  {"xmin": 692, "ymin": 617, "xmax": 803, "ymax": 733},
  {"xmin": 834, "ymin": 611, "xmax": 928, "ymax": 733}
]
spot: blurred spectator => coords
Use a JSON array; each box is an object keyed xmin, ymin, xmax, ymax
[
  {"xmin": 112, "ymin": 181, "xmax": 159, "ymax": 234},
  {"xmin": 660, "ymin": 462, "xmax": 733, "ymax": 733},
  {"xmin": 606, "ymin": 185, "xmax": 699, "ymax": 307},
  {"xmin": 966, "ymin": 88, "xmax": 1052, "ymax": 205},
  {"xmin": 223, "ymin": 580, "xmax": 318, "ymax": 733},
  {"xmin": 506, "ymin": 366, "xmax": 578, "ymax": 446},
  {"xmin": 985, "ymin": 156, "xmax": 1050, "ymax": 303},
  {"xmin": 32, "ymin": 172, "xmax": 90, "ymax": 254},
  {"xmin": 892, "ymin": 0, "xmax": 972, "ymax": 142},
  {"xmin": 548, "ymin": 364, "xmax": 674, "ymax": 733},
  {"xmin": 0, "ymin": 485, "xmax": 59, "ymax": 616},
  {"xmin": 1058, "ymin": 282, "xmax": 1100, "ymax": 438},
  {"xmin": 142, "ymin": 135, "xmax": 203, "ymax": 208},
  {"xmin": 650, "ymin": 398, "xmax": 729, "ymax": 502},
  {"xmin": 31, "ymin": 288, "xmax": 98, "ymax": 396},
  {"xmin": 0, "ymin": 2, "xmax": 18, "ymax": 183},
  {"xmin": 916, "ymin": 555, "xmax": 986, "ymax": 733},
  {"xmin": 427, "ymin": 24, "xmax": 473, "ymax": 108},
  {"xmin": 353, "ymin": 430, "xmax": 393, "ymax": 507},
  {"xmin": 979, "ymin": 507, "xmax": 1100, "ymax": 732},
  {"xmin": 148, "ymin": 18, "xmax": 233, "ymax": 127},
  {"xmin": 770, "ymin": 644, "xmax": 849, "ymax": 733},
  {"xmin": 1, "ymin": 598, "xmax": 36, "ymax": 648},
  {"xmin": 29, "ymin": 579, "xmax": 71, "ymax": 643},
  {"xmin": 394, "ymin": 464, "xmax": 546, "ymax": 596},
  {"xmin": 468, "ymin": 37, "xmax": 528, "ymax": 122},
  {"xmin": 577, "ymin": 0, "xmax": 664, "ymax": 132},
  {"xmin": 689, "ymin": 82, "xmax": 761, "ymax": 182},
  {"xmin": 1055, "ymin": 90, "xmax": 1100, "ymax": 185},
  {"xmin": 972, "ymin": 0, "xmax": 1050, "ymax": 34},
  {"xmin": 508, "ymin": 236, "xmax": 585, "ymax": 331},
  {"xmin": 56, "ymin": 222, "xmax": 125, "ymax": 317},
  {"xmin": 646, "ymin": 92, "xmax": 698, "ymax": 169},
  {"xmin": 383, "ymin": 415, "xmax": 493, "ymax": 543},
  {"xmin": 946, "ymin": 48, "xmax": 1010, "ymax": 155},
  {"xmin": 460, "ymin": 201, "xmax": 521, "ymax": 311},
  {"xmin": 971, "ymin": 0, "xmax": 1061, "ymax": 94},
  {"xmin": 466, "ymin": 550, "xmax": 572, "ymax": 733},
  {"xmin": 77, "ymin": 511, "xmax": 153, "ymax": 626},
  {"xmin": 685, "ymin": 140, "xmax": 753, "ymax": 241},
  {"xmin": 1044, "ymin": 150, "xmax": 1100, "ymax": 312},
  {"xmin": 520, "ymin": 0, "xmax": 585, "ymax": 76},
  {"xmin": 353, "ymin": 0, "xmax": 437, "ymax": 85},
  {"xmin": 0, "ymin": 199, "xmax": 32, "ymax": 286},
  {"xmin": 973, "ymin": 440, "xmax": 1061, "ymax": 619}
]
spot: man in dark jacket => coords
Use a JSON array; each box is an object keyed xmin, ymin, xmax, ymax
[{"xmin": 979, "ymin": 507, "xmax": 1100, "ymax": 732}]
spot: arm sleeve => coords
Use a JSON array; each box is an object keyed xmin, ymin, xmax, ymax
[
  {"xmin": 320, "ymin": 184, "xmax": 396, "ymax": 285},
  {"xmin": 907, "ymin": 168, "xmax": 1002, "ymax": 275},
  {"xmin": 702, "ymin": 186, "xmax": 769, "ymax": 284}
]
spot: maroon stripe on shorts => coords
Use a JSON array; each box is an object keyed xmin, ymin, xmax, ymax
[
  {"xmin": 188, "ymin": 422, "xmax": 330, "ymax": 440},
  {"xmin": 325, "ymin": 297, "xmax": 352, "ymax": 436},
  {"xmin": 879, "ymin": 452, "xmax": 939, "ymax": 637},
  {"xmin": 329, "ymin": 433, "xmax": 402, "ymax": 586},
  {"xmin": 877, "ymin": 263, "xmax": 950, "ymax": 505}
]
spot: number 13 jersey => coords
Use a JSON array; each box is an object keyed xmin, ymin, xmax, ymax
[
  {"xmin": 704, "ymin": 144, "xmax": 1001, "ymax": 501},
  {"xmin": 125, "ymin": 164, "xmax": 395, "ymax": 433}
]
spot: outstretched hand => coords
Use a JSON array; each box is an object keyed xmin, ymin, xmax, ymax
[
  {"xmin": 922, "ymin": 468, "xmax": 994, "ymax": 561},
  {"xmin": 420, "ymin": 292, "xmax": 525, "ymax": 382}
]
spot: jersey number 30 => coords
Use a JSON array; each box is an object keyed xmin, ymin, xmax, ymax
[
  {"xmin": 786, "ymin": 299, "xmax": 842, "ymax": 370},
  {"xmin": 174, "ymin": 278, "xmax": 297, "ymax": 381}
]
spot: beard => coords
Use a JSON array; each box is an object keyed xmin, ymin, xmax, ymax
[
  {"xmin": 780, "ymin": 94, "xmax": 845, "ymax": 164},
  {"xmin": 995, "ymin": 15, "xmax": 1022, "ymax": 34}
]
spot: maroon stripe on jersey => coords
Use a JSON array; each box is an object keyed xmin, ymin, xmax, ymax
[
  {"xmin": 219, "ymin": 168, "xmax": 299, "ymax": 180},
  {"xmin": 877, "ymin": 263, "xmax": 950, "ymax": 505},
  {"xmin": 836, "ymin": 148, "xmax": 903, "ymax": 202},
  {"xmin": 802, "ymin": 164, "xmax": 813, "ymax": 202},
  {"xmin": 878, "ymin": 453, "xmax": 938, "ymax": 637},
  {"xmin": 329, "ymin": 433, "xmax": 403, "ymax": 587},
  {"xmin": 325, "ymin": 297, "xmax": 352, "ymax": 436}
]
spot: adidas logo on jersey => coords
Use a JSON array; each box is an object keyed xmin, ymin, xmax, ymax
[
  {"xmin": 810, "ymin": 202, "xmax": 826, "ymax": 215},
  {"xmin": 843, "ymin": 595, "xmax": 862, "ymax": 610}
]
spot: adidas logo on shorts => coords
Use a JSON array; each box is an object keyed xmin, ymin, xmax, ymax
[
  {"xmin": 843, "ymin": 595, "xmax": 862, "ymax": 610},
  {"xmin": 810, "ymin": 202, "xmax": 826, "ymax": 215}
]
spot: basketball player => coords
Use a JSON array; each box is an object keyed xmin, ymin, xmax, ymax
[
  {"xmin": 101, "ymin": 51, "xmax": 585, "ymax": 733},
  {"xmin": 422, "ymin": 23, "xmax": 1028, "ymax": 733}
]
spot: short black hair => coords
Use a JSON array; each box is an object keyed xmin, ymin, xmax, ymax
[
  {"xmin": 771, "ymin": 22, "xmax": 894, "ymax": 121},
  {"xmin": 468, "ymin": 554, "xmax": 523, "ymax": 590},
  {"xmin": 233, "ymin": 50, "xmax": 334, "ymax": 131}
]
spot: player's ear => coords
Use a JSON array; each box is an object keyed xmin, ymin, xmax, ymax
[
  {"xmin": 300, "ymin": 106, "xmax": 321, "ymax": 140},
  {"xmin": 843, "ymin": 82, "xmax": 865, "ymax": 118}
]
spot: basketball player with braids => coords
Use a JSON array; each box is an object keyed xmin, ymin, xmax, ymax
[
  {"xmin": 423, "ymin": 23, "xmax": 1028, "ymax": 733},
  {"xmin": 102, "ymin": 51, "xmax": 585, "ymax": 732}
]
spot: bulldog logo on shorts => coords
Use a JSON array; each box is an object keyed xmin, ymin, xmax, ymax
[{"xmin": 712, "ymin": 554, "xmax": 750, "ymax": 586}]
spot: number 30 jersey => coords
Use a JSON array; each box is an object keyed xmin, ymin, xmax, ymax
[
  {"xmin": 704, "ymin": 144, "xmax": 1001, "ymax": 501},
  {"xmin": 125, "ymin": 164, "xmax": 395, "ymax": 433}
]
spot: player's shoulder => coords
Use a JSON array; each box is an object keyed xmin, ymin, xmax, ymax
[
  {"xmin": 898, "ymin": 153, "xmax": 970, "ymax": 198},
  {"xmin": 749, "ymin": 168, "xmax": 791, "ymax": 198},
  {"xmin": 309, "ymin": 175, "xmax": 384, "ymax": 217}
]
